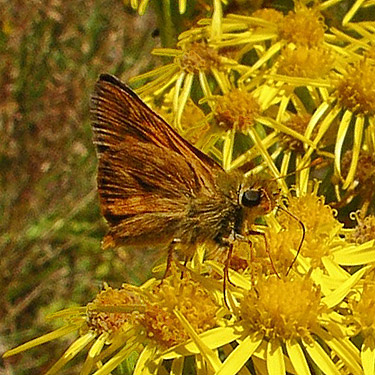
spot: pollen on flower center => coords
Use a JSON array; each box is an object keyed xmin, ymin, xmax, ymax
[
  {"xmin": 214, "ymin": 89, "xmax": 260, "ymax": 132},
  {"xmin": 348, "ymin": 214, "xmax": 375, "ymax": 244},
  {"xmin": 278, "ymin": 45, "xmax": 335, "ymax": 78},
  {"xmin": 335, "ymin": 59, "xmax": 375, "ymax": 115},
  {"xmin": 240, "ymin": 277, "xmax": 323, "ymax": 340},
  {"xmin": 342, "ymin": 150, "xmax": 375, "ymax": 185},
  {"xmin": 277, "ymin": 194, "xmax": 341, "ymax": 265},
  {"xmin": 252, "ymin": 8, "xmax": 284, "ymax": 23},
  {"xmin": 142, "ymin": 273, "xmax": 219, "ymax": 348},
  {"xmin": 178, "ymin": 42, "xmax": 222, "ymax": 73},
  {"xmin": 278, "ymin": 8, "xmax": 325, "ymax": 46},
  {"xmin": 86, "ymin": 285, "xmax": 144, "ymax": 335}
]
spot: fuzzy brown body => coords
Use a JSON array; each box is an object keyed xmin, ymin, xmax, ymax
[{"xmin": 91, "ymin": 75, "xmax": 276, "ymax": 257}]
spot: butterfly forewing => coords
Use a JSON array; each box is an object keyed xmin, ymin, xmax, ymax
[{"xmin": 91, "ymin": 74, "xmax": 225, "ymax": 248}]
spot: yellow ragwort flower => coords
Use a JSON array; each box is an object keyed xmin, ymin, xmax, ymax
[
  {"xmin": 278, "ymin": 45, "xmax": 336, "ymax": 79},
  {"xmin": 214, "ymin": 89, "xmax": 260, "ymax": 132},
  {"xmin": 142, "ymin": 271, "xmax": 219, "ymax": 348},
  {"xmin": 335, "ymin": 59, "xmax": 375, "ymax": 116},
  {"xmin": 3, "ymin": 272, "xmax": 220, "ymax": 375},
  {"xmin": 278, "ymin": 7, "xmax": 326, "ymax": 47}
]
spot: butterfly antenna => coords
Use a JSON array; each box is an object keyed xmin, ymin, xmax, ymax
[
  {"xmin": 270, "ymin": 157, "xmax": 325, "ymax": 182},
  {"xmin": 223, "ymin": 243, "xmax": 234, "ymax": 310},
  {"xmin": 276, "ymin": 205, "xmax": 306, "ymax": 275}
]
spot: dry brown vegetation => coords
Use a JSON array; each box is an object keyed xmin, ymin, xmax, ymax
[{"xmin": 1, "ymin": 1, "xmax": 157, "ymax": 373}]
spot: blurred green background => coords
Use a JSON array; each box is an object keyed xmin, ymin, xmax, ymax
[{"xmin": 0, "ymin": 1, "xmax": 159, "ymax": 373}]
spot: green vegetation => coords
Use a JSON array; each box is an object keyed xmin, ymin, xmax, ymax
[{"xmin": 1, "ymin": 1, "xmax": 157, "ymax": 373}]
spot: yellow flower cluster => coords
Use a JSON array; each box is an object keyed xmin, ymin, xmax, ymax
[{"xmin": 4, "ymin": 186, "xmax": 375, "ymax": 374}]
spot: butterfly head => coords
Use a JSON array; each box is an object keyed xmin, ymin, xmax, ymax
[{"xmin": 238, "ymin": 177, "xmax": 280, "ymax": 218}]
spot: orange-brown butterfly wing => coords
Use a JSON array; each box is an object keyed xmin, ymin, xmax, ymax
[{"xmin": 91, "ymin": 74, "xmax": 224, "ymax": 248}]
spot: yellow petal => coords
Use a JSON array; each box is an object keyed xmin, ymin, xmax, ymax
[
  {"xmin": 223, "ymin": 129, "xmax": 235, "ymax": 170},
  {"xmin": 343, "ymin": 116, "xmax": 364, "ymax": 190},
  {"xmin": 3, "ymin": 324, "xmax": 80, "ymax": 358},
  {"xmin": 45, "ymin": 332, "xmax": 96, "ymax": 375},
  {"xmin": 332, "ymin": 240, "xmax": 375, "ymax": 265},
  {"xmin": 302, "ymin": 339, "xmax": 341, "ymax": 375},
  {"xmin": 316, "ymin": 328, "xmax": 362, "ymax": 375},
  {"xmin": 91, "ymin": 341, "xmax": 141, "ymax": 375},
  {"xmin": 162, "ymin": 325, "xmax": 245, "ymax": 359},
  {"xmin": 266, "ymin": 338, "xmax": 285, "ymax": 375},
  {"xmin": 362, "ymin": 341, "xmax": 375, "ymax": 375},
  {"xmin": 216, "ymin": 333, "xmax": 263, "ymax": 375},
  {"xmin": 286, "ymin": 340, "xmax": 311, "ymax": 375},
  {"xmin": 134, "ymin": 345, "xmax": 158, "ymax": 375},
  {"xmin": 334, "ymin": 110, "xmax": 352, "ymax": 177},
  {"xmin": 322, "ymin": 265, "xmax": 371, "ymax": 308},
  {"xmin": 174, "ymin": 309, "xmax": 222, "ymax": 372},
  {"xmin": 80, "ymin": 333, "xmax": 109, "ymax": 375}
]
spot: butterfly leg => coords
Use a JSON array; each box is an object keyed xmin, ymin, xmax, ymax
[
  {"xmin": 222, "ymin": 232, "xmax": 254, "ymax": 309},
  {"xmin": 223, "ymin": 241, "xmax": 234, "ymax": 309},
  {"xmin": 161, "ymin": 238, "xmax": 181, "ymax": 283},
  {"xmin": 247, "ymin": 230, "xmax": 280, "ymax": 278},
  {"xmin": 180, "ymin": 257, "xmax": 189, "ymax": 280},
  {"xmin": 223, "ymin": 230, "xmax": 245, "ymax": 309}
]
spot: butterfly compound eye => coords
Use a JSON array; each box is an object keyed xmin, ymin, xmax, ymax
[{"xmin": 241, "ymin": 189, "xmax": 262, "ymax": 207}]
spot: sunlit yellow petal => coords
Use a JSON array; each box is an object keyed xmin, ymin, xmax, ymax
[
  {"xmin": 137, "ymin": 0, "xmax": 149, "ymax": 15},
  {"xmin": 342, "ymin": 0, "xmax": 366, "ymax": 25},
  {"xmin": 334, "ymin": 110, "xmax": 352, "ymax": 177},
  {"xmin": 176, "ymin": 73, "xmax": 194, "ymax": 128},
  {"xmin": 322, "ymin": 265, "xmax": 371, "ymax": 308},
  {"xmin": 198, "ymin": 72, "xmax": 213, "ymax": 104},
  {"xmin": 263, "ymin": 74, "xmax": 330, "ymax": 88},
  {"xmin": 332, "ymin": 240, "xmax": 375, "ymax": 265},
  {"xmin": 211, "ymin": 0, "xmax": 223, "ymax": 41},
  {"xmin": 80, "ymin": 333, "xmax": 109, "ymax": 375},
  {"xmin": 133, "ymin": 345, "xmax": 157, "ymax": 375},
  {"xmin": 316, "ymin": 326, "xmax": 362, "ymax": 374},
  {"xmin": 362, "ymin": 341, "xmax": 375, "ymax": 375},
  {"xmin": 174, "ymin": 309, "xmax": 222, "ymax": 372},
  {"xmin": 216, "ymin": 333, "xmax": 263, "ymax": 375},
  {"xmin": 211, "ymin": 69, "xmax": 229, "ymax": 94},
  {"xmin": 266, "ymin": 338, "xmax": 285, "ymax": 375},
  {"xmin": 47, "ymin": 307, "xmax": 86, "ymax": 319},
  {"xmin": 178, "ymin": 0, "xmax": 186, "ymax": 14},
  {"xmin": 302, "ymin": 339, "xmax": 341, "ymax": 375},
  {"xmin": 280, "ymin": 150, "xmax": 292, "ymax": 177},
  {"xmin": 163, "ymin": 325, "xmax": 246, "ymax": 359},
  {"xmin": 204, "ymin": 260, "xmax": 252, "ymax": 290},
  {"xmin": 240, "ymin": 42, "xmax": 283, "ymax": 83},
  {"xmin": 173, "ymin": 72, "xmax": 187, "ymax": 117},
  {"xmin": 321, "ymin": 257, "xmax": 351, "ymax": 280},
  {"xmin": 343, "ymin": 116, "xmax": 365, "ymax": 189},
  {"xmin": 45, "ymin": 332, "xmax": 96, "ymax": 375},
  {"xmin": 286, "ymin": 340, "xmax": 311, "ymax": 375},
  {"xmin": 223, "ymin": 129, "xmax": 235, "ymax": 170},
  {"xmin": 302, "ymin": 103, "xmax": 341, "ymax": 165},
  {"xmin": 130, "ymin": 0, "xmax": 138, "ymax": 9},
  {"xmin": 248, "ymin": 127, "xmax": 288, "ymax": 193},
  {"xmin": 135, "ymin": 69, "xmax": 179, "ymax": 96},
  {"xmin": 3, "ymin": 324, "xmax": 80, "ymax": 358},
  {"xmin": 256, "ymin": 116, "xmax": 315, "ymax": 148}
]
